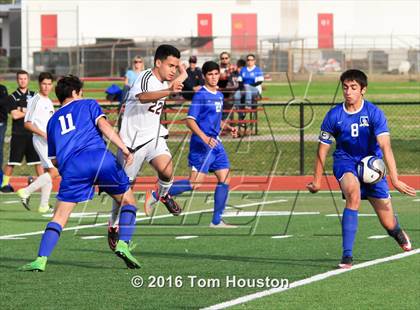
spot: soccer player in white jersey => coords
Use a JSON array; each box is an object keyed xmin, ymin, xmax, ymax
[
  {"xmin": 17, "ymin": 72, "xmax": 59, "ymax": 213},
  {"xmin": 107, "ymin": 44, "xmax": 186, "ymax": 250}
]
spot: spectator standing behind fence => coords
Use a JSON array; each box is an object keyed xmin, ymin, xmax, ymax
[
  {"xmin": 0, "ymin": 84, "xmax": 8, "ymax": 168},
  {"xmin": 124, "ymin": 56, "xmax": 144, "ymax": 87},
  {"xmin": 233, "ymin": 54, "xmax": 264, "ymax": 117},
  {"xmin": 1, "ymin": 71, "xmax": 43, "ymax": 192},
  {"xmin": 0, "ymin": 83, "xmax": 8, "ymax": 192},
  {"xmin": 182, "ymin": 56, "xmax": 204, "ymax": 100}
]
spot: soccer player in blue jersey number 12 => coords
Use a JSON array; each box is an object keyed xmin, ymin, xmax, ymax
[
  {"xmin": 166, "ymin": 61, "xmax": 239, "ymax": 227},
  {"xmin": 307, "ymin": 69, "xmax": 416, "ymax": 269},
  {"xmin": 20, "ymin": 75, "xmax": 141, "ymax": 271}
]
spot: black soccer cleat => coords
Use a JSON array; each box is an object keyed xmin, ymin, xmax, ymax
[
  {"xmin": 107, "ymin": 225, "xmax": 119, "ymax": 252},
  {"xmin": 394, "ymin": 230, "xmax": 412, "ymax": 252},
  {"xmin": 338, "ymin": 256, "xmax": 353, "ymax": 269},
  {"xmin": 160, "ymin": 194, "xmax": 182, "ymax": 216},
  {"xmin": 0, "ymin": 184, "xmax": 14, "ymax": 193}
]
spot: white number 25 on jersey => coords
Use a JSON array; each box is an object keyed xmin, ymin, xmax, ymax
[{"xmin": 59, "ymin": 113, "xmax": 76, "ymax": 135}]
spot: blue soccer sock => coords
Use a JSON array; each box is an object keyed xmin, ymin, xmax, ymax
[
  {"xmin": 342, "ymin": 208, "xmax": 359, "ymax": 257},
  {"xmin": 118, "ymin": 204, "xmax": 137, "ymax": 243},
  {"xmin": 168, "ymin": 179, "xmax": 193, "ymax": 197},
  {"xmin": 212, "ymin": 182, "xmax": 229, "ymax": 225},
  {"xmin": 38, "ymin": 221, "xmax": 63, "ymax": 257}
]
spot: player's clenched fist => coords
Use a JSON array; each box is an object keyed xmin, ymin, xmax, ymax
[{"xmin": 170, "ymin": 80, "xmax": 184, "ymax": 93}]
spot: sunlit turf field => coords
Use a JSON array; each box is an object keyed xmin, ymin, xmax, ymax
[{"xmin": 1, "ymin": 191, "xmax": 419, "ymax": 309}]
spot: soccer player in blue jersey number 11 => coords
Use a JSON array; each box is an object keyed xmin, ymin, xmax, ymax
[
  {"xmin": 20, "ymin": 75, "xmax": 141, "ymax": 271},
  {"xmin": 166, "ymin": 61, "xmax": 238, "ymax": 227},
  {"xmin": 307, "ymin": 69, "xmax": 416, "ymax": 269}
]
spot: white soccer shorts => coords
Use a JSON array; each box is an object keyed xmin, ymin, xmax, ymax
[
  {"xmin": 117, "ymin": 137, "xmax": 172, "ymax": 181},
  {"xmin": 33, "ymin": 135, "xmax": 54, "ymax": 169}
]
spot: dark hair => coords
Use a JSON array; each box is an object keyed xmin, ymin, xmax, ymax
[
  {"xmin": 38, "ymin": 72, "xmax": 54, "ymax": 83},
  {"xmin": 55, "ymin": 75, "xmax": 83, "ymax": 104},
  {"xmin": 340, "ymin": 69, "xmax": 368, "ymax": 89},
  {"xmin": 237, "ymin": 59, "xmax": 246, "ymax": 68},
  {"xmin": 202, "ymin": 61, "xmax": 220, "ymax": 75},
  {"xmin": 16, "ymin": 70, "xmax": 29, "ymax": 78},
  {"xmin": 154, "ymin": 44, "xmax": 181, "ymax": 65},
  {"xmin": 246, "ymin": 53, "xmax": 256, "ymax": 60}
]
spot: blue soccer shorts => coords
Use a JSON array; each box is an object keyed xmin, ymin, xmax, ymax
[
  {"xmin": 57, "ymin": 148, "xmax": 130, "ymax": 203},
  {"xmin": 188, "ymin": 142, "xmax": 230, "ymax": 174},
  {"xmin": 333, "ymin": 160, "xmax": 390, "ymax": 200}
]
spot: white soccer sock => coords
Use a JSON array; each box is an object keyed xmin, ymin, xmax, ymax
[
  {"xmin": 157, "ymin": 179, "xmax": 173, "ymax": 198},
  {"xmin": 109, "ymin": 200, "xmax": 120, "ymax": 227},
  {"xmin": 40, "ymin": 180, "xmax": 52, "ymax": 207},
  {"xmin": 25, "ymin": 172, "xmax": 52, "ymax": 195}
]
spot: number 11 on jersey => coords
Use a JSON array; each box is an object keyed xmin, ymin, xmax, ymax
[{"xmin": 59, "ymin": 113, "xmax": 76, "ymax": 135}]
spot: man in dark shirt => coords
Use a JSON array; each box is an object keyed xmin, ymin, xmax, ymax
[
  {"xmin": 1, "ymin": 70, "xmax": 43, "ymax": 192},
  {"xmin": 0, "ymin": 83, "xmax": 8, "ymax": 168},
  {"xmin": 181, "ymin": 56, "xmax": 204, "ymax": 100}
]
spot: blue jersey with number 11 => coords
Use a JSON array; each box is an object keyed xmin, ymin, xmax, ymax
[
  {"xmin": 47, "ymin": 99, "xmax": 106, "ymax": 171},
  {"xmin": 319, "ymin": 100, "xmax": 389, "ymax": 163}
]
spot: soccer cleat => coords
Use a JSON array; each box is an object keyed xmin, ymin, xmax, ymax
[
  {"xmin": 19, "ymin": 256, "xmax": 47, "ymax": 272},
  {"xmin": 209, "ymin": 220, "xmax": 238, "ymax": 228},
  {"xmin": 338, "ymin": 256, "xmax": 353, "ymax": 269},
  {"xmin": 38, "ymin": 204, "xmax": 50, "ymax": 213},
  {"xmin": 0, "ymin": 184, "xmax": 14, "ymax": 193},
  {"xmin": 144, "ymin": 190, "xmax": 159, "ymax": 216},
  {"xmin": 107, "ymin": 225, "xmax": 119, "ymax": 252},
  {"xmin": 115, "ymin": 240, "xmax": 141, "ymax": 269},
  {"xmin": 394, "ymin": 230, "xmax": 412, "ymax": 252},
  {"xmin": 17, "ymin": 189, "xmax": 31, "ymax": 211},
  {"xmin": 160, "ymin": 194, "xmax": 182, "ymax": 216}
]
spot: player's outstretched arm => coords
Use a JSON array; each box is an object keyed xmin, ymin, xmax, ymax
[
  {"xmin": 307, "ymin": 142, "xmax": 331, "ymax": 193},
  {"xmin": 186, "ymin": 118, "xmax": 218, "ymax": 148},
  {"xmin": 377, "ymin": 134, "xmax": 416, "ymax": 196},
  {"xmin": 97, "ymin": 117, "xmax": 133, "ymax": 166}
]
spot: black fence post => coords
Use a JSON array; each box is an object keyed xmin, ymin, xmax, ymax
[{"xmin": 300, "ymin": 102, "xmax": 305, "ymax": 175}]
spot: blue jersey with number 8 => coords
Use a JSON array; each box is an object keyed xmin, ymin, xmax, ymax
[
  {"xmin": 319, "ymin": 100, "xmax": 389, "ymax": 163},
  {"xmin": 47, "ymin": 99, "xmax": 106, "ymax": 171}
]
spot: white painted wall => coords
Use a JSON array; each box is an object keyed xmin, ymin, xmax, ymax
[{"xmin": 21, "ymin": 0, "xmax": 420, "ymax": 71}]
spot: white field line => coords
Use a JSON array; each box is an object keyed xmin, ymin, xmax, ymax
[
  {"xmin": 202, "ymin": 249, "xmax": 420, "ymax": 310},
  {"xmin": 0, "ymin": 199, "xmax": 288, "ymax": 240}
]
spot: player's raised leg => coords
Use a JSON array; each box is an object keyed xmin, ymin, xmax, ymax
[
  {"xmin": 19, "ymin": 200, "xmax": 76, "ymax": 271},
  {"xmin": 369, "ymin": 197, "xmax": 412, "ymax": 251},
  {"xmin": 338, "ymin": 172, "xmax": 361, "ymax": 268}
]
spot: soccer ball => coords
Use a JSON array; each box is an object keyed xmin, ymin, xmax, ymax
[{"xmin": 357, "ymin": 156, "xmax": 387, "ymax": 184}]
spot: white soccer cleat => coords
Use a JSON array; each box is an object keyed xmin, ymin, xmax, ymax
[
  {"xmin": 38, "ymin": 204, "xmax": 50, "ymax": 213},
  {"xmin": 209, "ymin": 220, "xmax": 237, "ymax": 228},
  {"xmin": 144, "ymin": 190, "xmax": 158, "ymax": 217}
]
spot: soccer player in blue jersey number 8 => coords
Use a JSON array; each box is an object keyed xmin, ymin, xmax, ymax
[
  {"xmin": 19, "ymin": 75, "xmax": 141, "ymax": 271},
  {"xmin": 307, "ymin": 69, "xmax": 416, "ymax": 269},
  {"xmin": 164, "ymin": 61, "xmax": 239, "ymax": 227}
]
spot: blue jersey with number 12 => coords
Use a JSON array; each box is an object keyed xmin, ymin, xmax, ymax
[
  {"xmin": 47, "ymin": 99, "xmax": 106, "ymax": 171},
  {"xmin": 319, "ymin": 100, "xmax": 389, "ymax": 163}
]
